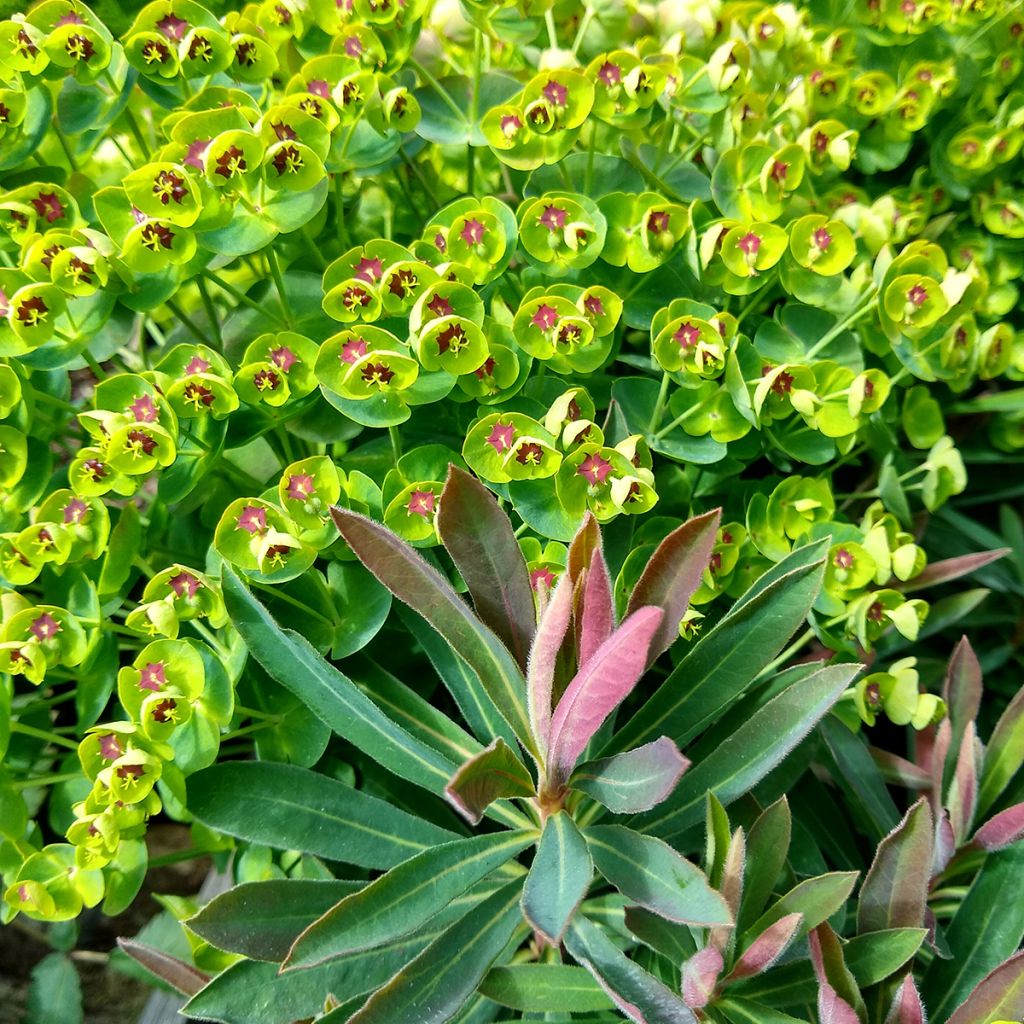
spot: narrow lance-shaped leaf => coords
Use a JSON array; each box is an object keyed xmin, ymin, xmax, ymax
[
  {"xmin": 187, "ymin": 880, "xmax": 361, "ymax": 962},
  {"xmin": 335, "ymin": 881, "xmax": 524, "ymax": 1024},
  {"xmin": 809, "ymin": 929, "xmax": 861, "ymax": 1024},
  {"xmin": 743, "ymin": 872, "xmax": 859, "ymax": 948},
  {"xmin": 527, "ymin": 573, "xmax": 574, "ymax": 760},
  {"xmin": 626, "ymin": 508, "xmax": 721, "ymax": 668},
  {"xmin": 971, "ymin": 802, "xmax": 1024, "ymax": 851},
  {"xmin": 884, "ymin": 974, "xmax": 926, "ymax": 1024},
  {"xmin": 479, "ymin": 965, "xmax": 614, "ymax": 1013},
  {"xmin": 567, "ymin": 511, "xmax": 602, "ymax": 581},
  {"xmin": 332, "ymin": 507, "xmax": 535, "ymax": 753},
  {"xmin": 977, "ymin": 685, "xmax": 1024, "ymax": 817},
  {"xmin": 585, "ymin": 825, "xmax": 731, "ymax": 926},
  {"xmin": 711, "ymin": 827, "xmax": 745, "ymax": 953},
  {"xmin": 444, "ymin": 737, "xmax": 536, "ymax": 825},
  {"xmin": 285, "ymin": 830, "xmax": 534, "ymax": 970},
  {"xmin": 222, "ymin": 566, "xmax": 457, "ymax": 794},
  {"xmin": 565, "ymin": 914, "xmax": 699, "ymax": 1024},
  {"xmin": 942, "ymin": 637, "xmax": 982, "ymax": 776},
  {"xmin": 578, "ymin": 545, "xmax": 615, "ymax": 669},
  {"xmin": 725, "ymin": 913, "xmax": 803, "ymax": 983},
  {"xmin": 857, "ymin": 797, "xmax": 933, "ymax": 935},
  {"xmin": 547, "ymin": 607, "xmax": 663, "ymax": 789},
  {"xmin": 737, "ymin": 797, "xmax": 791, "ymax": 935},
  {"xmin": 608, "ymin": 540, "xmax": 828, "ymax": 756},
  {"xmin": 946, "ymin": 950, "xmax": 1024, "ymax": 1024},
  {"xmin": 899, "ymin": 548, "xmax": 1010, "ymax": 592},
  {"xmin": 947, "ymin": 721, "xmax": 978, "ymax": 846},
  {"xmin": 569, "ymin": 737, "xmax": 689, "ymax": 815},
  {"xmin": 437, "ymin": 466, "xmax": 536, "ymax": 673},
  {"xmin": 116, "ymin": 939, "xmax": 209, "ymax": 997},
  {"xmin": 188, "ymin": 762, "xmax": 456, "ymax": 870},
  {"xmin": 681, "ymin": 947, "xmax": 724, "ymax": 1009},
  {"xmin": 633, "ymin": 662, "xmax": 860, "ymax": 838},
  {"xmin": 521, "ymin": 812, "xmax": 592, "ymax": 945}
]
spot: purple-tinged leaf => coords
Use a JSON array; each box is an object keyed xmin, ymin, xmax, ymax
[
  {"xmin": 930, "ymin": 718, "xmax": 952, "ymax": 809},
  {"xmin": 743, "ymin": 871, "xmax": 858, "ymax": 947},
  {"xmin": 527, "ymin": 574, "xmax": 574, "ymax": 759},
  {"xmin": 626, "ymin": 508, "xmax": 722, "ymax": 668},
  {"xmin": 946, "ymin": 950, "xmax": 1024, "ymax": 1024},
  {"xmin": 947, "ymin": 722, "xmax": 978, "ymax": 846},
  {"xmin": 884, "ymin": 974, "xmax": 927, "ymax": 1024},
  {"xmin": 578, "ymin": 546, "xmax": 615, "ymax": 669},
  {"xmin": 870, "ymin": 748, "xmax": 933, "ymax": 791},
  {"xmin": 810, "ymin": 926, "xmax": 864, "ymax": 1024},
  {"xmin": 858, "ymin": 797, "xmax": 933, "ymax": 935},
  {"xmin": 444, "ymin": 738, "xmax": 536, "ymax": 825},
  {"xmin": 933, "ymin": 810, "xmax": 956, "ymax": 879},
  {"xmin": 437, "ymin": 466, "xmax": 536, "ymax": 673},
  {"xmin": 737, "ymin": 798, "xmax": 791, "ymax": 935},
  {"xmin": 711, "ymin": 828, "xmax": 745, "ymax": 953},
  {"xmin": 725, "ymin": 914, "xmax": 803, "ymax": 983},
  {"xmin": 971, "ymin": 802, "xmax": 1024, "ymax": 851},
  {"xmin": 547, "ymin": 607, "xmax": 663, "ymax": 788},
  {"xmin": 567, "ymin": 511, "xmax": 601, "ymax": 582},
  {"xmin": 942, "ymin": 637, "xmax": 982, "ymax": 769},
  {"xmin": 521, "ymin": 812, "xmax": 592, "ymax": 946},
  {"xmin": 977, "ymin": 685, "xmax": 1024, "ymax": 817},
  {"xmin": 116, "ymin": 939, "xmax": 209, "ymax": 996},
  {"xmin": 565, "ymin": 914, "xmax": 698, "ymax": 1024},
  {"xmin": 331, "ymin": 507, "xmax": 534, "ymax": 752},
  {"xmin": 899, "ymin": 548, "xmax": 1010, "ymax": 592},
  {"xmin": 569, "ymin": 737, "xmax": 689, "ymax": 814},
  {"xmin": 681, "ymin": 947, "xmax": 723, "ymax": 1009}
]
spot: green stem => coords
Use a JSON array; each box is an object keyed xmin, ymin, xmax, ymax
[
  {"xmin": 299, "ymin": 225, "xmax": 328, "ymax": 269},
  {"xmin": 13, "ymin": 771, "xmax": 82, "ymax": 791},
  {"xmin": 10, "ymin": 722, "xmax": 80, "ymax": 750},
  {"xmin": 806, "ymin": 295, "xmax": 879, "ymax": 359},
  {"xmin": 265, "ymin": 248, "xmax": 293, "ymax": 326},
  {"xmin": 148, "ymin": 847, "xmax": 211, "ymax": 869},
  {"xmin": 753, "ymin": 626, "xmax": 816, "ymax": 682},
  {"xmin": 164, "ymin": 299, "xmax": 209, "ymax": 346},
  {"xmin": 571, "ymin": 7, "xmax": 595, "ymax": 54},
  {"xmin": 389, "ymin": 424, "xmax": 403, "ymax": 464},
  {"xmin": 31, "ymin": 390, "xmax": 78, "ymax": 414},
  {"xmin": 234, "ymin": 705, "xmax": 280, "ymax": 721},
  {"xmin": 334, "ymin": 173, "xmax": 349, "ymax": 250},
  {"xmin": 221, "ymin": 720, "xmax": 280, "ymax": 742},
  {"xmin": 468, "ymin": 28, "xmax": 483, "ymax": 196},
  {"xmin": 544, "ymin": 8, "xmax": 559, "ymax": 48},
  {"xmin": 52, "ymin": 119, "xmax": 79, "ymax": 172},
  {"xmin": 647, "ymin": 370, "xmax": 672, "ymax": 434},
  {"xmin": 250, "ymin": 582, "xmax": 334, "ymax": 625},
  {"xmin": 121, "ymin": 106, "xmax": 152, "ymax": 160},
  {"xmin": 408, "ymin": 59, "xmax": 466, "ymax": 121},
  {"xmin": 195, "ymin": 276, "xmax": 222, "ymax": 348},
  {"xmin": 81, "ymin": 351, "xmax": 107, "ymax": 380},
  {"xmin": 202, "ymin": 271, "xmax": 288, "ymax": 326},
  {"xmin": 653, "ymin": 402, "xmax": 701, "ymax": 439}
]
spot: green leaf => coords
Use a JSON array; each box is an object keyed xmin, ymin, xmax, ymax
[
  {"xmin": 857, "ymin": 798, "xmax": 932, "ymax": 934},
  {"xmin": 25, "ymin": 953, "xmax": 82, "ymax": 1024},
  {"xmin": 564, "ymin": 913, "xmax": 698, "ymax": 1024},
  {"xmin": 98, "ymin": 502, "xmax": 140, "ymax": 599},
  {"xmin": 977, "ymin": 686, "xmax": 1024, "ymax": 817},
  {"xmin": 922, "ymin": 845, "xmax": 1024, "ymax": 1023},
  {"xmin": 332, "ymin": 508, "xmax": 535, "ymax": 754},
  {"xmin": 743, "ymin": 872, "xmax": 858, "ymax": 948},
  {"xmin": 438, "ymin": 466, "xmax": 536, "ymax": 673},
  {"xmin": 187, "ymin": 880, "xmax": 361, "ymax": 962},
  {"xmin": 188, "ymin": 761, "xmax": 457, "ymax": 870},
  {"xmin": 222, "ymin": 565, "xmax": 457, "ymax": 794},
  {"xmin": 608, "ymin": 541, "xmax": 827, "ymax": 755},
  {"xmin": 415, "ymin": 73, "xmax": 521, "ymax": 145},
  {"xmin": 445, "ymin": 738, "xmax": 537, "ymax": 824},
  {"xmin": 479, "ymin": 965, "xmax": 615, "ymax": 1012},
  {"xmin": 819, "ymin": 715, "xmax": 901, "ymax": 840},
  {"xmin": 737, "ymin": 798, "xmax": 791, "ymax": 935},
  {"xmin": 330, "ymin": 881, "xmax": 524, "ymax": 1024},
  {"xmin": 586, "ymin": 825, "xmax": 730, "ymax": 926},
  {"xmin": 631, "ymin": 662, "xmax": 860, "ymax": 838},
  {"xmin": 522, "ymin": 812, "xmax": 592, "ymax": 944},
  {"xmin": 947, "ymin": 951, "xmax": 1024, "ymax": 1024},
  {"xmin": 716, "ymin": 998, "xmax": 807, "ymax": 1024},
  {"xmin": 570, "ymin": 737, "xmax": 690, "ymax": 815},
  {"xmin": 286, "ymin": 831, "xmax": 533, "ymax": 969}
]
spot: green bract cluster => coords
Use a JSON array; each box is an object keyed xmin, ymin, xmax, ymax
[{"xmin": 1, "ymin": 0, "xmax": 1023, "ymax": 1020}]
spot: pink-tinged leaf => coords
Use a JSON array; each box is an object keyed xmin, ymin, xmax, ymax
[
  {"xmin": 331, "ymin": 507, "xmax": 534, "ymax": 751},
  {"xmin": 578, "ymin": 546, "xmax": 615, "ymax": 669},
  {"xmin": 710, "ymin": 828, "xmax": 745, "ymax": 953},
  {"xmin": 885, "ymin": 974, "xmax": 926, "ymax": 1024},
  {"xmin": 567, "ymin": 512, "xmax": 601, "ymax": 583},
  {"xmin": 947, "ymin": 721, "xmax": 978, "ymax": 846},
  {"xmin": 810, "ymin": 927, "xmax": 864, "ymax": 1024},
  {"xmin": 870, "ymin": 747, "xmax": 933, "ymax": 791},
  {"xmin": 681, "ymin": 947, "xmax": 723, "ymax": 1009},
  {"xmin": 725, "ymin": 913, "xmax": 803, "ymax": 983},
  {"xmin": 930, "ymin": 718, "xmax": 952, "ymax": 809},
  {"xmin": 933, "ymin": 810, "xmax": 956, "ymax": 878},
  {"xmin": 899, "ymin": 548, "xmax": 1010, "ymax": 592},
  {"xmin": 437, "ymin": 466, "xmax": 536, "ymax": 673},
  {"xmin": 546, "ymin": 607, "xmax": 664, "ymax": 789},
  {"xmin": 116, "ymin": 939, "xmax": 209, "ymax": 996},
  {"xmin": 947, "ymin": 950, "xmax": 1024, "ymax": 1024},
  {"xmin": 977, "ymin": 685, "xmax": 1024, "ymax": 817},
  {"xmin": 626, "ymin": 508, "xmax": 722, "ymax": 668},
  {"xmin": 943, "ymin": 637, "xmax": 982, "ymax": 749},
  {"xmin": 569, "ymin": 737, "xmax": 689, "ymax": 814},
  {"xmin": 971, "ymin": 802, "xmax": 1024, "ymax": 851},
  {"xmin": 527, "ymin": 573, "xmax": 574, "ymax": 758},
  {"xmin": 858, "ymin": 797, "xmax": 933, "ymax": 934},
  {"xmin": 444, "ymin": 737, "xmax": 537, "ymax": 824}
]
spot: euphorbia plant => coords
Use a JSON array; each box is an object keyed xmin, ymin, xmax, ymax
[{"xmin": 166, "ymin": 464, "xmax": 864, "ymax": 1022}]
